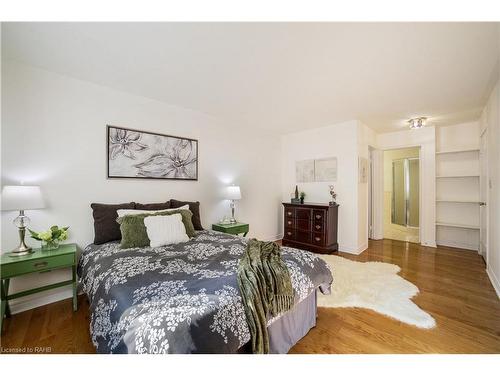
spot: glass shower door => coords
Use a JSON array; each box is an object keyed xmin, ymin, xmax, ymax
[
  {"xmin": 392, "ymin": 159, "xmax": 407, "ymax": 226},
  {"xmin": 392, "ymin": 158, "xmax": 419, "ymax": 227},
  {"xmin": 408, "ymin": 158, "xmax": 419, "ymax": 227}
]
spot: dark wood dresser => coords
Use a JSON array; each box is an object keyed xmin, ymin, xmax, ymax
[{"xmin": 282, "ymin": 202, "xmax": 339, "ymax": 254}]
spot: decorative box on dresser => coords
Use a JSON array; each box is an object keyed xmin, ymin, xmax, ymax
[{"xmin": 282, "ymin": 202, "xmax": 339, "ymax": 254}]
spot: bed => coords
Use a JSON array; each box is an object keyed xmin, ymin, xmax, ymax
[{"xmin": 78, "ymin": 230, "xmax": 332, "ymax": 354}]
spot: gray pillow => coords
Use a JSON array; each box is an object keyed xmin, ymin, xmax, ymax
[
  {"xmin": 170, "ymin": 199, "xmax": 203, "ymax": 230},
  {"xmin": 91, "ymin": 202, "xmax": 135, "ymax": 244}
]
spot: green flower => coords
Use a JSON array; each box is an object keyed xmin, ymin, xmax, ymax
[
  {"xmin": 28, "ymin": 225, "xmax": 70, "ymax": 242},
  {"xmin": 39, "ymin": 230, "xmax": 53, "ymax": 241}
]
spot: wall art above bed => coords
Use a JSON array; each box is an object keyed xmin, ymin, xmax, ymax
[{"xmin": 107, "ymin": 125, "xmax": 198, "ymax": 180}]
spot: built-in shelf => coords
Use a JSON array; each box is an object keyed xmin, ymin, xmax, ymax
[
  {"xmin": 436, "ymin": 222, "xmax": 479, "ymax": 230},
  {"xmin": 436, "ymin": 175, "xmax": 480, "ymax": 178},
  {"xmin": 436, "ymin": 200, "xmax": 480, "ymax": 204},
  {"xmin": 436, "ymin": 148, "xmax": 480, "ymax": 155}
]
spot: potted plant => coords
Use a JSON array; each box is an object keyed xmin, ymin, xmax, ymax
[
  {"xmin": 299, "ymin": 191, "xmax": 306, "ymax": 204},
  {"xmin": 29, "ymin": 225, "xmax": 69, "ymax": 251}
]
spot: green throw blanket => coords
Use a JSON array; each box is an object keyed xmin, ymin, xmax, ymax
[{"xmin": 237, "ymin": 239, "xmax": 295, "ymax": 354}]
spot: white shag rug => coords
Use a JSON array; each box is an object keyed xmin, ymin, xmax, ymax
[{"xmin": 318, "ymin": 255, "xmax": 436, "ymax": 329}]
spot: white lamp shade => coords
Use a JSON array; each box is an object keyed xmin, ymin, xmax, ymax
[
  {"xmin": 1, "ymin": 185, "xmax": 45, "ymax": 211},
  {"xmin": 225, "ymin": 185, "xmax": 241, "ymax": 200}
]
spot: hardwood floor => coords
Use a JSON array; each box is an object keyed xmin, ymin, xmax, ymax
[
  {"xmin": 291, "ymin": 239, "xmax": 500, "ymax": 353},
  {"xmin": 1, "ymin": 239, "xmax": 499, "ymax": 354}
]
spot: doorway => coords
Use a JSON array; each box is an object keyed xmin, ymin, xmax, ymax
[{"xmin": 383, "ymin": 147, "xmax": 420, "ymax": 243}]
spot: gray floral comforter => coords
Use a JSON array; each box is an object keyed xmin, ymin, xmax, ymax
[{"xmin": 78, "ymin": 230, "xmax": 332, "ymax": 353}]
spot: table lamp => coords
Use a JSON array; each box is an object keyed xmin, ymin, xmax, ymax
[
  {"xmin": 1, "ymin": 185, "xmax": 45, "ymax": 256},
  {"xmin": 225, "ymin": 185, "xmax": 241, "ymax": 224}
]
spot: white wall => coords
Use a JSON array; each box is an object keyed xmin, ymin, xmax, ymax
[
  {"xmin": 436, "ymin": 121, "xmax": 480, "ymax": 152},
  {"xmin": 281, "ymin": 120, "xmax": 365, "ymax": 254},
  {"xmin": 376, "ymin": 127, "xmax": 436, "ymax": 248},
  {"xmin": 482, "ymin": 81, "xmax": 500, "ymax": 298},
  {"xmin": 1, "ymin": 61, "xmax": 283, "ymax": 312}
]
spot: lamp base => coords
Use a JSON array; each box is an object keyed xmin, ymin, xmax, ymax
[
  {"xmin": 229, "ymin": 200, "xmax": 237, "ymax": 224},
  {"xmin": 9, "ymin": 221, "xmax": 34, "ymax": 257},
  {"xmin": 9, "ymin": 245, "xmax": 34, "ymax": 257}
]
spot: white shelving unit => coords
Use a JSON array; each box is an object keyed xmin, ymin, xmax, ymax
[
  {"xmin": 435, "ymin": 148, "xmax": 479, "ymax": 155},
  {"xmin": 436, "ymin": 199, "xmax": 480, "ymax": 203},
  {"xmin": 436, "ymin": 175, "xmax": 479, "ymax": 178},
  {"xmin": 436, "ymin": 222, "xmax": 479, "ymax": 230},
  {"xmin": 435, "ymin": 146, "xmax": 480, "ymax": 250}
]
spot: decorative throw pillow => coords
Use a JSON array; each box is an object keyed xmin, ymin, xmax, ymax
[
  {"xmin": 144, "ymin": 214, "xmax": 189, "ymax": 247},
  {"xmin": 170, "ymin": 199, "xmax": 204, "ymax": 230},
  {"xmin": 91, "ymin": 202, "xmax": 135, "ymax": 245},
  {"xmin": 117, "ymin": 209, "xmax": 196, "ymax": 249},
  {"xmin": 116, "ymin": 205, "xmax": 189, "ymax": 217},
  {"xmin": 135, "ymin": 201, "xmax": 171, "ymax": 210}
]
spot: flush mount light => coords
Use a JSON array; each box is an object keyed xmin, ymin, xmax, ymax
[{"xmin": 408, "ymin": 117, "xmax": 427, "ymax": 129}]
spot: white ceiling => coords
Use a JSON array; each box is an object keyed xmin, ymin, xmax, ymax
[{"xmin": 2, "ymin": 22, "xmax": 499, "ymax": 134}]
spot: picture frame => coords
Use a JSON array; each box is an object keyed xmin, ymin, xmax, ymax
[
  {"xmin": 107, "ymin": 125, "xmax": 198, "ymax": 180},
  {"xmin": 314, "ymin": 157, "xmax": 338, "ymax": 182},
  {"xmin": 358, "ymin": 157, "xmax": 368, "ymax": 183}
]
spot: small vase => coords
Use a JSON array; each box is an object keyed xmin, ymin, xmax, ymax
[
  {"xmin": 41, "ymin": 240, "xmax": 59, "ymax": 251},
  {"xmin": 300, "ymin": 198, "xmax": 304, "ymax": 204}
]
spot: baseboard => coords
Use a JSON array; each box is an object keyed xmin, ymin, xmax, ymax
[
  {"xmin": 486, "ymin": 266, "xmax": 500, "ymax": 299},
  {"xmin": 265, "ymin": 233, "xmax": 283, "ymax": 242},
  {"xmin": 339, "ymin": 243, "xmax": 365, "ymax": 255},
  {"xmin": 436, "ymin": 239, "xmax": 478, "ymax": 251},
  {"xmin": 356, "ymin": 242, "xmax": 368, "ymax": 254},
  {"xmin": 423, "ymin": 240, "xmax": 437, "ymax": 248},
  {"xmin": 8, "ymin": 287, "xmax": 74, "ymax": 315}
]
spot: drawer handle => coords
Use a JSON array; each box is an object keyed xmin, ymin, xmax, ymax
[
  {"xmin": 287, "ymin": 212, "xmax": 292, "ymax": 216},
  {"xmin": 315, "ymin": 237, "xmax": 321, "ymax": 242},
  {"xmin": 287, "ymin": 232, "xmax": 292, "ymax": 236},
  {"xmin": 34, "ymin": 261, "xmax": 48, "ymax": 268},
  {"xmin": 287, "ymin": 221, "xmax": 292, "ymax": 225},
  {"xmin": 315, "ymin": 215, "xmax": 322, "ymax": 219},
  {"xmin": 315, "ymin": 225, "xmax": 321, "ymax": 229}
]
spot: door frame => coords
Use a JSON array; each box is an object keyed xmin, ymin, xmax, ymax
[{"xmin": 479, "ymin": 127, "xmax": 489, "ymax": 264}]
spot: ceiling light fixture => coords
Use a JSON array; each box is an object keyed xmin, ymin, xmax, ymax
[{"xmin": 408, "ymin": 117, "xmax": 427, "ymax": 130}]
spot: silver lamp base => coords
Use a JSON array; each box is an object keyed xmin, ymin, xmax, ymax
[
  {"xmin": 229, "ymin": 200, "xmax": 237, "ymax": 224},
  {"xmin": 9, "ymin": 244, "xmax": 34, "ymax": 257},
  {"xmin": 9, "ymin": 211, "xmax": 34, "ymax": 257}
]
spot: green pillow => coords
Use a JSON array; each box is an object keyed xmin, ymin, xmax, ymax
[{"xmin": 117, "ymin": 209, "xmax": 195, "ymax": 249}]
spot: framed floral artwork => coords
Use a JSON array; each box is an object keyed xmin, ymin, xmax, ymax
[{"xmin": 107, "ymin": 125, "xmax": 198, "ymax": 180}]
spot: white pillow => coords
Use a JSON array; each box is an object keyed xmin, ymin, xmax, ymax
[
  {"xmin": 117, "ymin": 204, "xmax": 189, "ymax": 217},
  {"xmin": 144, "ymin": 214, "xmax": 189, "ymax": 247}
]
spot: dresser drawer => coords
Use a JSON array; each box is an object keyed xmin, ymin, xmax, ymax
[
  {"xmin": 284, "ymin": 217, "xmax": 295, "ymax": 228},
  {"xmin": 295, "ymin": 230, "xmax": 312, "ymax": 244},
  {"xmin": 312, "ymin": 221, "xmax": 325, "ymax": 232},
  {"xmin": 296, "ymin": 208, "xmax": 311, "ymax": 220},
  {"xmin": 313, "ymin": 209, "xmax": 326, "ymax": 222},
  {"xmin": 1, "ymin": 253, "xmax": 75, "ymax": 279},
  {"xmin": 284, "ymin": 208, "xmax": 295, "ymax": 218},
  {"xmin": 312, "ymin": 233, "xmax": 326, "ymax": 247},
  {"xmin": 284, "ymin": 229, "xmax": 295, "ymax": 240}
]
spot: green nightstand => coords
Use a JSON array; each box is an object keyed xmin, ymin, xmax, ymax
[
  {"xmin": 212, "ymin": 222, "xmax": 249, "ymax": 237},
  {"xmin": 0, "ymin": 243, "xmax": 78, "ymax": 331}
]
